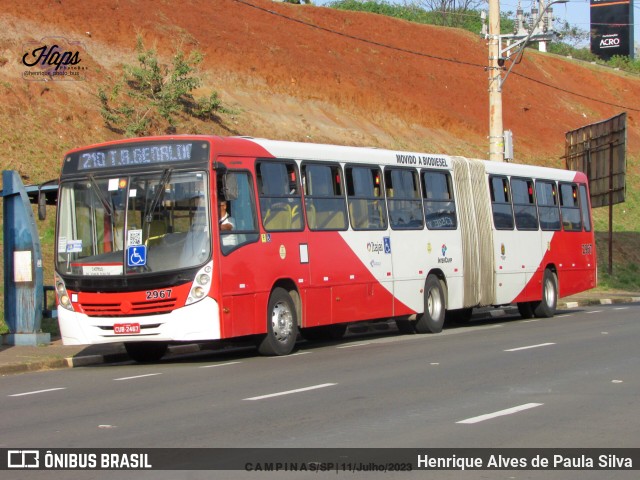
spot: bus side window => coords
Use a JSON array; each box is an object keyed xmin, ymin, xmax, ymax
[
  {"xmin": 535, "ymin": 180, "xmax": 561, "ymax": 231},
  {"xmin": 345, "ymin": 165, "xmax": 387, "ymax": 231},
  {"xmin": 578, "ymin": 184, "xmax": 592, "ymax": 232},
  {"xmin": 257, "ymin": 160, "xmax": 304, "ymax": 232},
  {"xmin": 560, "ymin": 183, "xmax": 582, "ymax": 231},
  {"xmin": 302, "ymin": 163, "xmax": 348, "ymax": 231},
  {"xmin": 511, "ymin": 177, "xmax": 539, "ymax": 231},
  {"xmin": 385, "ymin": 168, "xmax": 423, "ymax": 230},
  {"xmin": 219, "ymin": 171, "xmax": 259, "ymax": 255},
  {"xmin": 422, "ymin": 170, "xmax": 457, "ymax": 230},
  {"xmin": 489, "ymin": 175, "xmax": 514, "ymax": 230}
]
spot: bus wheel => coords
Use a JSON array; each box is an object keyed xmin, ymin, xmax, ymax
[
  {"xmin": 125, "ymin": 342, "xmax": 168, "ymax": 363},
  {"xmin": 517, "ymin": 302, "xmax": 535, "ymax": 319},
  {"xmin": 301, "ymin": 324, "xmax": 347, "ymax": 342},
  {"xmin": 258, "ymin": 287, "xmax": 298, "ymax": 356},
  {"xmin": 533, "ymin": 269, "xmax": 558, "ymax": 318},
  {"xmin": 414, "ymin": 275, "xmax": 445, "ymax": 334}
]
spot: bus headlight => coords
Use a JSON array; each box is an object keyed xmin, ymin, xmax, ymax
[
  {"xmin": 55, "ymin": 274, "xmax": 75, "ymax": 311},
  {"xmin": 193, "ymin": 286, "xmax": 205, "ymax": 299},
  {"xmin": 186, "ymin": 261, "xmax": 213, "ymax": 306}
]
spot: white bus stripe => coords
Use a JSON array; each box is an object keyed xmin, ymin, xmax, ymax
[
  {"xmin": 457, "ymin": 403, "xmax": 544, "ymax": 424},
  {"xmin": 114, "ymin": 373, "xmax": 162, "ymax": 381},
  {"xmin": 9, "ymin": 387, "xmax": 66, "ymax": 397},
  {"xmin": 244, "ymin": 383, "xmax": 337, "ymax": 401},
  {"xmin": 504, "ymin": 342, "xmax": 555, "ymax": 352}
]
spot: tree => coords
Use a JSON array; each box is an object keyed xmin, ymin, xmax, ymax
[{"xmin": 98, "ymin": 36, "xmax": 231, "ymax": 137}]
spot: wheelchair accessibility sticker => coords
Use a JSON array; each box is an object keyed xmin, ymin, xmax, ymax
[{"xmin": 127, "ymin": 245, "xmax": 147, "ymax": 267}]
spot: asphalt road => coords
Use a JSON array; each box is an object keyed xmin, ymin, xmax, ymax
[{"xmin": 2, "ymin": 304, "xmax": 639, "ymax": 479}]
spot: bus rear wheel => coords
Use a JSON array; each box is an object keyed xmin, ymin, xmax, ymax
[
  {"xmin": 533, "ymin": 269, "xmax": 558, "ymax": 318},
  {"xmin": 414, "ymin": 275, "xmax": 446, "ymax": 334},
  {"xmin": 258, "ymin": 287, "xmax": 298, "ymax": 356},
  {"xmin": 125, "ymin": 342, "xmax": 168, "ymax": 363}
]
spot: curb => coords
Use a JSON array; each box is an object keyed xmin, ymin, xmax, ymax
[{"xmin": 559, "ymin": 297, "xmax": 640, "ymax": 309}]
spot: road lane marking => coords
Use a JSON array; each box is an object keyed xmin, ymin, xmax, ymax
[
  {"xmin": 457, "ymin": 403, "xmax": 544, "ymax": 424},
  {"xmin": 244, "ymin": 383, "xmax": 337, "ymax": 401},
  {"xmin": 586, "ymin": 310, "xmax": 602, "ymax": 314},
  {"xmin": 614, "ymin": 307, "xmax": 629, "ymax": 311},
  {"xmin": 113, "ymin": 373, "xmax": 162, "ymax": 381},
  {"xmin": 9, "ymin": 387, "xmax": 66, "ymax": 397},
  {"xmin": 199, "ymin": 361, "xmax": 242, "ymax": 369},
  {"xmin": 269, "ymin": 352, "xmax": 310, "ymax": 358},
  {"xmin": 504, "ymin": 342, "xmax": 555, "ymax": 352},
  {"xmin": 337, "ymin": 342, "xmax": 371, "ymax": 349}
]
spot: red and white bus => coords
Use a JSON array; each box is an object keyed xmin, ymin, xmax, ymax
[{"xmin": 54, "ymin": 136, "xmax": 596, "ymax": 361}]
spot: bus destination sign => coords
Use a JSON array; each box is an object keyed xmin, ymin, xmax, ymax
[{"xmin": 75, "ymin": 142, "xmax": 200, "ymax": 171}]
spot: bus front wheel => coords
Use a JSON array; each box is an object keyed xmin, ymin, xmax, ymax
[
  {"xmin": 125, "ymin": 342, "xmax": 168, "ymax": 363},
  {"xmin": 258, "ymin": 287, "xmax": 298, "ymax": 356},
  {"xmin": 414, "ymin": 275, "xmax": 446, "ymax": 334}
]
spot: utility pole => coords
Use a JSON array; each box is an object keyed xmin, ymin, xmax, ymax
[
  {"xmin": 483, "ymin": 0, "xmax": 566, "ymax": 162},
  {"xmin": 487, "ymin": 0, "xmax": 504, "ymax": 162}
]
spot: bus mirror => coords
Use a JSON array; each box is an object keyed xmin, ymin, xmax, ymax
[
  {"xmin": 223, "ymin": 173, "xmax": 238, "ymax": 201},
  {"xmin": 38, "ymin": 191, "xmax": 47, "ymax": 220}
]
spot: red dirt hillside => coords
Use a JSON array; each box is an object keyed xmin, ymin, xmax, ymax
[{"xmin": 0, "ymin": 0, "xmax": 639, "ymax": 181}]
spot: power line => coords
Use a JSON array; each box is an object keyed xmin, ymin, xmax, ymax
[
  {"xmin": 233, "ymin": 0, "xmax": 640, "ymax": 111},
  {"xmin": 512, "ymin": 71, "xmax": 640, "ymax": 111}
]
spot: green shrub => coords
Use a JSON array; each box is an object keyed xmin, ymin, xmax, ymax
[{"xmin": 98, "ymin": 36, "xmax": 231, "ymax": 136}]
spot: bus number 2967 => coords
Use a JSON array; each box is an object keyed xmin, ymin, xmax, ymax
[{"xmin": 146, "ymin": 289, "xmax": 172, "ymax": 300}]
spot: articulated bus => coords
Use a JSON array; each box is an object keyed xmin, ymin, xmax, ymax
[{"xmin": 53, "ymin": 136, "xmax": 596, "ymax": 361}]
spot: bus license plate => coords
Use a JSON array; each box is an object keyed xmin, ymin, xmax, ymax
[{"xmin": 114, "ymin": 323, "xmax": 140, "ymax": 334}]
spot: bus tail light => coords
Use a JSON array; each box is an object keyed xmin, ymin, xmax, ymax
[
  {"xmin": 55, "ymin": 273, "xmax": 75, "ymax": 311},
  {"xmin": 186, "ymin": 261, "xmax": 213, "ymax": 306}
]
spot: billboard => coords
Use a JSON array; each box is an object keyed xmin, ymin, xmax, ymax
[
  {"xmin": 565, "ymin": 113, "xmax": 626, "ymax": 208},
  {"xmin": 590, "ymin": 0, "xmax": 635, "ymax": 60}
]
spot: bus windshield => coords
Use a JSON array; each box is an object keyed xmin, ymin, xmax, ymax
[{"xmin": 56, "ymin": 170, "xmax": 211, "ymax": 276}]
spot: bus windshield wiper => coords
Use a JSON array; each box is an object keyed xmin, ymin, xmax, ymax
[
  {"xmin": 144, "ymin": 168, "xmax": 173, "ymax": 222},
  {"xmin": 88, "ymin": 174, "xmax": 114, "ymax": 217}
]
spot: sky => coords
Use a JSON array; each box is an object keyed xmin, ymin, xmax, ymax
[{"xmin": 313, "ymin": 0, "xmax": 638, "ymax": 53}]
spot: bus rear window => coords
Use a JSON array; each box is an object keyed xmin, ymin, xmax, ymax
[{"xmin": 560, "ymin": 183, "xmax": 582, "ymax": 232}]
